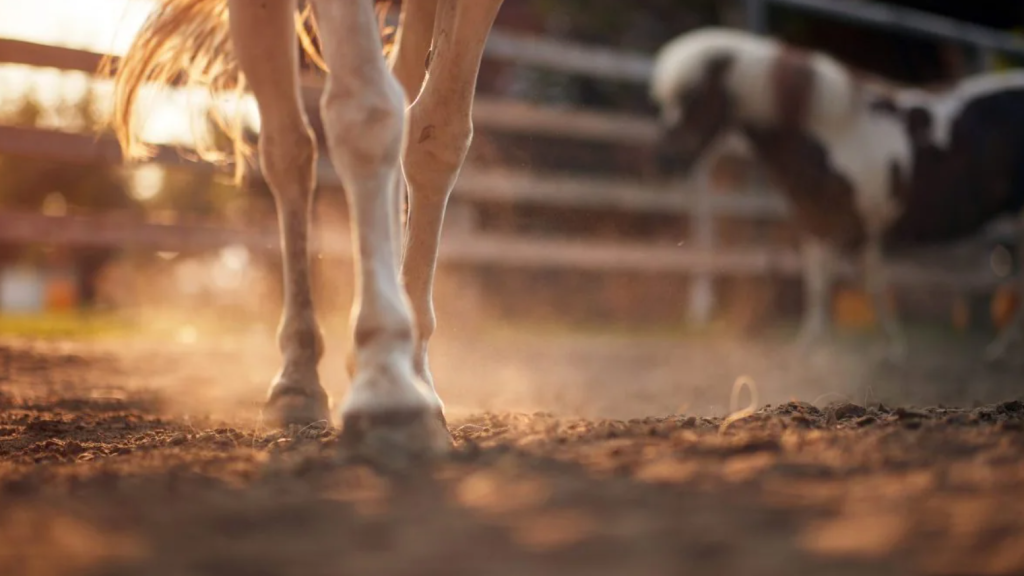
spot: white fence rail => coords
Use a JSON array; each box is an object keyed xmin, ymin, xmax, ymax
[{"xmin": 752, "ymin": 0, "xmax": 1024, "ymax": 64}]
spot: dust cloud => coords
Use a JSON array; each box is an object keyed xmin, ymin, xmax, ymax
[{"xmin": 69, "ymin": 245, "xmax": 1024, "ymax": 428}]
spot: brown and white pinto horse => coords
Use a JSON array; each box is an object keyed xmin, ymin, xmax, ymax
[
  {"xmin": 651, "ymin": 27, "xmax": 1024, "ymax": 363},
  {"xmin": 109, "ymin": 0, "xmax": 504, "ymax": 457}
]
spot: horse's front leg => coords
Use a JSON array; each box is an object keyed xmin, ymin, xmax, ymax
[
  {"xmin": 229, "ymin": 0, "xmax": 329, "ymax": 428},
  {"xmin": 398, "ymin": 0, "xmax": 504, "ymax": 392},
  {"xmin": 311, "ymin": 0, "xmax": 450, "ymax": 456},
  {"xmin": 794, "ymin": 235, "xmax": 833, "ymax": 350},
  {"xmin": 863, "ymin": 237, "xmax": 907, "ymax": 364}
]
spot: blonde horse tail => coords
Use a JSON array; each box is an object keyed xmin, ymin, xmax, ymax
[{"xmin": 102, "ymin": 0, "xmax": 393, "ymax": 183}]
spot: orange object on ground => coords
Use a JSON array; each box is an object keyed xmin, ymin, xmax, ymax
[
  {"xmin": 832, "ymin": 287, "xmax": 895, "ymax": 330},
  {"xmin": 45, "ymin": 274, "xmax": 79, "ymax": 311},
  {"xmin": 991, "ymin": 286, "xmax": 1019, "ymax": 330},
  {"xmin": 950, "ymin": 296, "xmax": 970, "ymax": 332}
]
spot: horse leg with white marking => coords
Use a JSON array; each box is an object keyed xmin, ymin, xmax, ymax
[
  {"xmin": 308, "ymin": 0, "xmax": 450, "ymax": 454},
  {"xmin": 393, "ymin": 0, "xmax": 504, "ymax": 391},
  {"xmin": 795, "ymin": 235, "xmax": 833, "ymax": 349},
  {"xmin": 227, "ymin": 0, "xmax": 328, "ymax": 427}
]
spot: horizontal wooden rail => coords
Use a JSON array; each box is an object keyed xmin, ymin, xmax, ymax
[
  {"xmin": 484, "ymin": 30, "xmax": 654, "ymax": 84},
  {"xmin": 0, "ymin": 38, "xmax": 106, "ymax": 74},
  {"xmin": 450, "ymin": 167, "xmax": 788, "ymax": 219},
  {"xmin": 472, "ymin": 97, "xmax": 659, "ymax": 146},
  {"xmin": 0, "ymin": 122, "xmax": 793, "ymax": 221},
  {"xmin": 0, "ymin": 37, "xmax": 661, "ymax": 148},
  {"xmin": 0, "ymin": 210, "xmax": 1007, "ymax": 292},
  {"xmin": 0, "ymin": 124, "xmax": 210, "ymax": 168},
  {"xmin": 1, "ymin": 121, "xmax": 1017, "ymax": 249},
  {"xmin": 762, "ymin": 0, "xmax": 1024, "ymax": 57}
]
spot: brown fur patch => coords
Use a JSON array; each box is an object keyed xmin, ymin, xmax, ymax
[{"xmin": 770, "ymin": 46, "xmax": 814, "ymax": 130}]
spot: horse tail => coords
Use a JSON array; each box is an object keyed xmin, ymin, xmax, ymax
[{"xmin": 102, "ymin": 0, "xmax": 394, "ymax": 183}]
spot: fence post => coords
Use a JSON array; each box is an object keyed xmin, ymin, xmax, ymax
[{"xmin": 687, "ymin": 160, "xmax": 717, "ymax": 326}]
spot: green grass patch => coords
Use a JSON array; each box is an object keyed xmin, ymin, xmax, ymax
[{"xmin": 0, "ymin": 311, "xmax": 135, "ymax": 340}]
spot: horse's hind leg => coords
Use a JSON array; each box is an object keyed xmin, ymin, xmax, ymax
[
  {"xmin": 985, "ymin": 214, "xmax": 1024, "ymax": 362},
  {"xmin": 228, "ymin": 0, "xmax": 329, "ymax": 427},
  {"xmin": 388, "ymin": 0, "xmax": 439, "ymax": 100},
  {"xmin": 794, "ymin": 235, "xmax": 833, "ymax": 350},
  {"xmin": 864, "ymin": 238, "xmax": 907, "ymax": 364},
  {"xmin": 310, "ymin": 0, "xmax": 450, "ymax": 455},
  {"xmin": 398, "ymin": 0, "xmax": 504, "ymax": 391}
]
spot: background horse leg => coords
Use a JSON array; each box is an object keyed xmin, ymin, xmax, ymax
[
  {"xmin": 228, "ymin": 0, "xmax": 329, "ymax": 427},
  {"xmin": 795, "ymin": 235, "xmax": 833, "ymax": 350},
  {"xmin": 398, "ymin": 0, "xmax": 504, "ymax": 392},
  {"xmin": 985, "ymin": 213, "xmax": 1024, "ymax": 362},
  {"xmin": 864, "ymin": 237, "xmax": 907, "ymax": 364},
  {"xmin": 310, "ymin": 0, "xmax": 449, "ymax": 455}
]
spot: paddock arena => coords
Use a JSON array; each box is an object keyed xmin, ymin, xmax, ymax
[
  {"xmin": 3, "ymin": 0, "xmax": 1024, "ymax": 574},
  {"xmin": 0, "ymin": 305, "xmax": 1022, "ymax": 575}
]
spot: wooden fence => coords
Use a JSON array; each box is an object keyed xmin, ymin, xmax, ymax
[
  {"xmin": 747, "ymin": 0, "xmax": 1024, "ymax": 69},
  {"xmin": 0, "ymin": 14, "xmax": 1019, "ymax": 322}
]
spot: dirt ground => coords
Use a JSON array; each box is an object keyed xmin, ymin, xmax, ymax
[{"xmin": 1, "ymin": 325, "xmax": 1023, "ymax": 576}]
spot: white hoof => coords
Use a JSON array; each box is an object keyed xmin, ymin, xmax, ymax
[{"xmin": 338, "ymin": 361, "xmax": 450, "ymax": 462}]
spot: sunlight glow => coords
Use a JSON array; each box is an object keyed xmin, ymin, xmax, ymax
[
  {"xmin": 0, "ymin": 0, "xmax": 152, "ymax": 54},
  {"xmin": 130, "ymin": 164, "xmax": 166, "ymax": 201},
  {"xmin": 40, "ymin": 191, "xmax": 68, "ymax": 217},
  {"xmin": 0, "ymin": 0, "xmax": 260, "ymax": 149},
  {"xmin": 219, "ymin": 244, "xmax": 250, "ymax": 273},
  {"xmin": 177, "ymin": 324, "xmax": 198, "ymax": 345}
]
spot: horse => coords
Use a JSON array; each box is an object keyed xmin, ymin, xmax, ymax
[
  {"xmin": 108, "ymin": 0, "xmax": 505, "ymax": 457},
  {"xmin": 649, "ymin": 26, "xmax": 1024, "ymax": 363}
]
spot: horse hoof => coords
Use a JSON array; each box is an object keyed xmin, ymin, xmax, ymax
[
  {"xmin": 264, "ymin": 384, "xmax": 332, "ymax": 429},
  {"xmin": 339, "ymin": 407, "xmax": 452, "ymax": 466}
]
